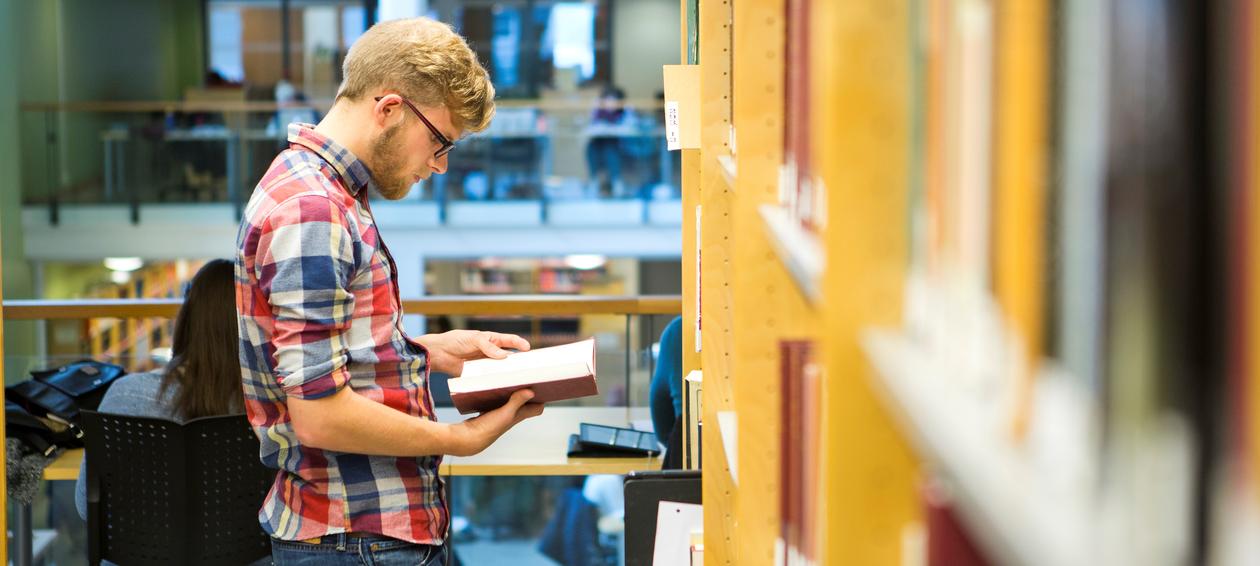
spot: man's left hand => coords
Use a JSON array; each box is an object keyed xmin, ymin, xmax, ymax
[{"xmin": 418, "ymin": 330, "xmax": 531, "ymax": 376}]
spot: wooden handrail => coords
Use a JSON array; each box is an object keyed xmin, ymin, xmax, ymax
[{"xmin": 2, "ymin": 295, "xmax": 682, "ymax": 320}]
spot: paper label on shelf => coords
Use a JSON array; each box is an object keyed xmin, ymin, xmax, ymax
[
  {"xmin": 653, "ymin": 501, "xmax": 704, "ymax": 566},
  {"xmin": 666, "ymin": 101, "xmax": 682, "ymax": 150},
  {"xmin": 813, "ymin": 174, "xmax": 828, "ymax": 231},
  {"xmin": 717, "ymin": 410, "xmax": 738, "ymax": 485},
  {"xmin": 662, "ymin": 64, "xmax": 701, "ymax": 149}
]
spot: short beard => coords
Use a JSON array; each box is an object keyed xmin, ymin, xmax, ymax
[{"xmin": 369, "ymin": 123, "xmax": 412, "ymax": 200}]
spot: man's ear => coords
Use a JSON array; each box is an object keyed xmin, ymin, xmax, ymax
[{"xmin": 371, "ymin": 95, "xmax": 401, "ymax": 128}]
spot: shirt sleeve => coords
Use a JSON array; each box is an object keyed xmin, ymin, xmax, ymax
[{"xmin": 255, "ymin": 194, "xmax": 360, "ymax": 400}]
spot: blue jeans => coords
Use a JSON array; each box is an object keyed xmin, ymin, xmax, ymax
[
  {"xmin": 271, "ymin": 533, "xmax": 447, "ymax": 566},
  {"xmin": 586, "ymin": 137, "xmax": 623, "ymax": 185}
]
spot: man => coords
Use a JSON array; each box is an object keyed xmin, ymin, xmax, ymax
[{"xmin": 235, "ymin": 18, "xmax": 542, "ymax": 565}]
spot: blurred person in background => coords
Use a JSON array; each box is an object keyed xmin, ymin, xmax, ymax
[{"xmin": 584, "ymin": 85, "xmax": 638, "ymax": 198}]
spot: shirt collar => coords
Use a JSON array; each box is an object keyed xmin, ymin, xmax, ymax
[{"xmin": 286, "ymin": 122, "xmax": 374, "ymax": 197}]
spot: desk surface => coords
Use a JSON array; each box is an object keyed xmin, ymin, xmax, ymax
[
  {"xmin": 437, "ymin": 406, "xmax": 660, "ymax": 476},
  {"xmin": 45, "ymin": 407, "xmax": 659, "ymax": 481},
  {"xmin": 44, "ymin": 449, "xmax": 82, "ymax": 481}
]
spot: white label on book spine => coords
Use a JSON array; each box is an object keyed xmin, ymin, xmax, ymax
[{"xmin": 666, "ymin": 101, "xmax": 682, "ymax": 150}]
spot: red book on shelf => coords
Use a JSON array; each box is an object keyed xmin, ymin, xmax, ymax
[
  {"xmin": 922, "ymin": 478, "xmax": 993, "ymax": 566},
  {"xmin": 447, "ymin": 338, "xmax": 599, "ymax": 414},
  {"xmin": 779, "ymin": 340, "xmax": 816, "ymax": 562}
]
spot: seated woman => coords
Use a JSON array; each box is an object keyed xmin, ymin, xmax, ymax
[{"xmin": 75, "ymin": 259, "xmax": 243, "ymax": 519}]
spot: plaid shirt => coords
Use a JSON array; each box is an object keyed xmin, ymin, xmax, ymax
[{"xmin": 235, "ymin": 123, "xmax": 447, "ymax": 544}]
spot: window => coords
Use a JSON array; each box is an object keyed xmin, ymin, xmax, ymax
[
  {"xmin": 208, "ymin": 6, "xmax": 245, "ymax": 83},
  {"xmin": 436, "ymin": 0, "xmax": 612, "ymax": 98},
  {"xmin": 205, "ymin": 0, "xmax": 370, "ymax": 98}
]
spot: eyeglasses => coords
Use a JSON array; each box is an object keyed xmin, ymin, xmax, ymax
[{"xmin": 374, "ymin": 95, "xmax": 455, "ymax": 158}]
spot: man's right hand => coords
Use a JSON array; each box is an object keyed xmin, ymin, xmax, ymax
[{"xmin": 452, "ymin": 389, "xmax": 545, "ymax": 456}]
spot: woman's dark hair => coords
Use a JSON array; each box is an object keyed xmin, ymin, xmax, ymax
[{"xmin": 158, "ymin": 259, "xmax": 243, "ymax": 419}]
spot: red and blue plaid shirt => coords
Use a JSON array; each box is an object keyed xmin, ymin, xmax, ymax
[{"xmin": 235, "ymin": 123, "xmax": 447, "ymax": 544}]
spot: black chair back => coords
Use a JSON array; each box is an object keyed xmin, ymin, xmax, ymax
[
  {"xmin": 82, "ymin": 411, "xmax": 274, "ymax": 566},
  {"xmin": 624, "ymin": 470, "xmax": 701, "ymax": 566}
]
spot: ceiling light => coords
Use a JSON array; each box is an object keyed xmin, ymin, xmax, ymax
[
  {"xmin": 564, "ymin": 254, "xmax": 606, "ymax": 270},
  {"xmin": 104, "ymin": 257, "xmax": 143, "ymax": 272}
]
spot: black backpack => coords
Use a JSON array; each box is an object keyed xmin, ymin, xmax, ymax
[
  {"xmin": 6, "ymin": 360, "xmax": 126, "ymax": 454},
  {"xmin": 30, "ymin": 360, "xmax": 126, "ymax": 411},
  {"xmin": 5, "ymin": 401, "xmax": 79, "ymax": 457}
]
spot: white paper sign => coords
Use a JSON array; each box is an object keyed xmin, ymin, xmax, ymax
[
  {"xmin": 716, "ymin": 411, "xmax": 738, "ymax": 486},
  {"xmin": 653, "ymin": 501, "xmax": 704, "ymax": 566},
  {"xmin": 695, "ymin": 205, "xmax": 702, "ymax": 352},
  {"xmin": 665, "ymin": 101, "xmax": 682, "ymax": 150}
]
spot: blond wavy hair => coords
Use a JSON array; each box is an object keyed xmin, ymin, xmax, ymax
[{"xmin": 337, "ymin": 17, "xmax": 495, "ymax": 133}]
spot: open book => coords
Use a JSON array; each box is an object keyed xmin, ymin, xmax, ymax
[{"xmin": 448, "ymin": 337, "xmax": 599, "ymax": 414}]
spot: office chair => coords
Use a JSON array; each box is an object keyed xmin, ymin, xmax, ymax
[{"xmin": 81, "ymin": 411, "xmax": 274, "ymax": 566}]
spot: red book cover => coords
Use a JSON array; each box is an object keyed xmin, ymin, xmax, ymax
[
  {"xmin": 448, "ymin": 338, "xmax": 599, "ymax": 415},
  {"xmin": 449, "ymin": 374, "xmax": 598, "ymax": 415},
  {"xmin": 922, "ymin": 478, "xmax": 993, "ymax": 566},
  {"xmin": 780, "ymin": 340, "xmax": 814, "ymax": 561}
]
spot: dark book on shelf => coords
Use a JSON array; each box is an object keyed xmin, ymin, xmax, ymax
[{"xmin": 780, "ymin": 339, "xmax": 820, "ymax": 563}]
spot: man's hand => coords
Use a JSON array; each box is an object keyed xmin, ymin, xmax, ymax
[
  {"xmin": 417, "ymin": 330, "xmax": 531, "ymax": 375},
  {"xmin": 450, "ymin": 389, "xmax": 545, "ymax": 456}
]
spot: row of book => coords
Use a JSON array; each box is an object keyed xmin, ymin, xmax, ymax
[
  {"xmin": 888, "ymin": 0, "xmax": 1259, "ymax": 563},
  {"xmin": 684, "ymin": 0, "xmax": 1259, "ymax": 563}
]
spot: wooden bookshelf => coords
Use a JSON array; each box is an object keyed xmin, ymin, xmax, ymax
[
  {"xmin": 0, "ymin": 245, "xmax": 8, "ymax": 564},
  {"xmin": 813, "ymin": 3, "xmax": 921, "ymax": 564},
  {"xmin": 457, "ymin": 260, "xmax": 610, "ymax": 295},
  {"xmin": 683, "ymin": 0, "xmax": 923, "ymax": 563},
  {"xmin": 1245, "ymin": 0, "xmax": 1260, "ymax": 497},
  {"xmin": 993, "ymin": 0, "xmax": 1050, "ymax": 441},
  {"xmin": 696, "ymin": 0, "xmax": 736, "ymax": 559},
  {"xmin": 677, "ymin": 0, "xmax": 865, "ymax": 562}
]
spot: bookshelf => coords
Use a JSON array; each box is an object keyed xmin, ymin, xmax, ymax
[
  {"xmin": 456, "ymin": 259, "xmax": 611, "ymax": 295},
  {"xmin": 812, "ymin": 4, "xmax": 921, "ymax": 564},
  {"xmin": 0, "ymin": 249, "xmax": 8, "ymax": 563},
  {"xmin": 679, "ymin": 0, "xmax": 1255, "ymax": 565},
  {"xmin": 678, "ymin": 0, "xmax": 876, "ymax": 563},
  {"xmin": 862, "ymin": 331, "xmax": 1089, "ymax": 566},
  {"xmin": 86, "ymin": 262, "xmax": 187, "ymax": 370},
  {"xmin": 683, "ymin": 0, "xmax": 1054, "ymax": 564},
  {"xmin": 1249, "ymin": 0, "xmax": 1260, "ymax": 502}
]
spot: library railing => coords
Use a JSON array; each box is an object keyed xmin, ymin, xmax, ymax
[
  {"xmin": 3, "ymin": 295, "xmax": 681, "ymax": 562},
  {"xmin": 18, "ymin": 100, "xmax": 681, "ymax": 225},
  {"xmin": 3, "ymin": 295, "xmax": 682, "ymax": 409}
]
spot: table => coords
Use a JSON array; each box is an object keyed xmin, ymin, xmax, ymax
[
  {"xmin": 41, "ymin": 449, "xmax": 81, "ymax": 481},
  {"xmin": 437, "ymin": 406, "xmax": 660, "ymax": 476},
  {"xmin": 42, "ymin": 407, "xmax": 659, "ymax": 479},
  {"xmin": 19, "ymin": 407, "xmax": 658, "ymax": 565}
]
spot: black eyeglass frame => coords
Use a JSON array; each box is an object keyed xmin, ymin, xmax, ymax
[{"xmin": 374, "ymin": 95, "xmax": 455, "ymax": 158}]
